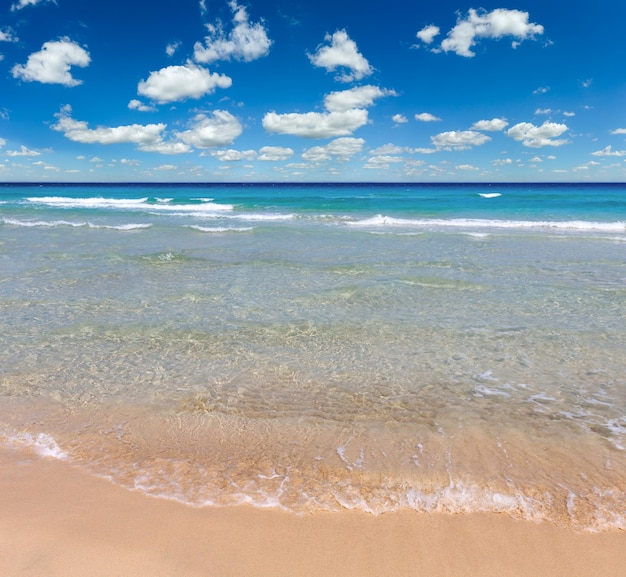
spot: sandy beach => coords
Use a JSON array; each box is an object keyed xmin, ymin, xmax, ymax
[{"xmin": 1, "ymin": 450, "xmax": 625, "ymax": 577}]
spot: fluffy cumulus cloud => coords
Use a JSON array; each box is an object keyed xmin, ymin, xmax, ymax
[
  {"xmin": 128, "ymin": 99, "xmax": 157, "ymax": 113},
  {"xmin": 12, "ymin": 38, "xmax": 90, "ymax": 86},
  {"xmin": 471, "ymin": 117, "xmax": 508, "ymax": 131},
  {"xmin": 6, "ymin": 145, "xmax": 41, "ymax": 157},
  {"xmin": 431, "ymin": 130, "xmax": 490, "ymax": 150},
  {"xmin": 392, "ymin": 114, "xmax": 408, "ymax": 124},
  {"xmin": 416, "ymin": 25, "xmax": 440, "ymax": 45},
  {"xmin": 137, "ymin": 62, "xmax": 232, "ymax": 104},
  {"xmin": 507, "ymin": 121, "xmax": 568, "ymax": 147},
  {"xmin": 591, "ymin": 145, "xmax": 626, "ymax": 157},
  {"xmin": 364, "ymin": 155, "xmax": 405, "ymax": 170},
  {"xmin": 324, "ymin": 85, "xmax": 396, "ymax": 112},
  {"xmin": 194, "ymin": 0, "xmax": 272, "ymax": 63},
  {"xmin": 209, "ymin": 149, "xmax": 257, "ymax": 161},
  {"xmin": 51, "ymin": 105, "xmax": 190, "ymax": 154},
  {"xmin": 257, "ymin": 146, "xmax": 294, "ymax": 161},
  {"xmin": 176, "ymin": 111, "xmax": 242, "ymax": 148},
  {"xmin": 610, "ymin": 128, "xmax": 626, "ymax": 135},
  {"xmin": 263, "ymin": 109, "xmax": 369, "ymax": 139},
  {"xmin": 263, "ymin": 82, "xmax": 395, "ymax": 138},
  {"xmin": 421, "ymin": 8, "xmax": 544, "ymax": 57},
  {"xmin": 370, "ymin": 144, "xmax": 405, "ymax": 155},
  {"xmin": 415, "ymin": 112, "xmax": 441, "ymax": 122},
  {"xmin": 308, "ymin": 29, "xmax": 373, "ymax": 82},
  {"xmin": 302, "ymin": 137, "xmax": 365, "ymax": 162}
]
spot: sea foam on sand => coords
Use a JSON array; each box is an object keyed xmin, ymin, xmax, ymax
[{"xmin": 1, "ymin": 448, "xmax": 626, "ymax": 577}]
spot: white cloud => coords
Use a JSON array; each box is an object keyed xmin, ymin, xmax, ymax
[
  {"xmin": 370, "ymin": 144, "xmax": 404, "ymax": 155},
  {"xmin": 416, "ymin": 25, "xmax": 440, "ymax": 44},
  {"xmin": 308, "ymin": 29, "xmax": 373, "ymax": 82},
  {"xmin": 0, "ymin": 28, "xmax": 17, "ymax": 42},
  {"xmin": 610, "ymin": 128, "xmax": 626, "ymax": 135},
  {"xmin": 456, "ymin": 164, "xmax": 478, "ymax": 171},
  {"xmin": 533, "ymin": 86, "xmax": 550, "ymax": 94},
  {"xmin": 11, "ymin": 0, "xmax": 54, "ymax": 10},
  {"xmin": 563, "ymin": 111, "xmax": 575, "ymax": 117},
  {"xmin": 535, "ymin": 108, "xmax": 552, "ymax": 115},
  {"xmin": 12, "ymin": 38, "xmax": 90, "ymax": 86},
  {"xmin": 591, "ymin": 145, "xmax": 626, "ymax": 157},
  {"xmin": 431, "ymin": 130, "xmax": 491, "ymax": 150},
  {"xmin": 194, "ymin": 0, "xmax": 272, "ymax": 63},
  {"xmin": 0, "ymin": 138, "xmax": 6, "ymax": 147},
  {"xmin": 209, "ymin": 149, "xmax": 257, "ymax": 161},
  {"xmin": 471, "ymin": 118, "xmax": 508, "ymax": 131},
  {"xmin": 439, "ymin": 8, "xmax": 544, "ymax": 57},
  {"xmin": 137, "ymin": 62, "xmax": 232, "ymax": 103},
  {"xmin": 302, "ymin": 137, "xmax": 364, "ymax": 162},
  {"xmin": 166, "ymin": 41, "xmax": 181, "ymax": 57},
  {"xmin": 51, "ymin": 105, "xmax": 191, "ymax": 154},
  {"xmin": 263, "ymin": 109, "xmax": 369, "ymax": 138},
  {"xmin": 415, "ymin": 112, "xmax": 441, "ymax": 122},
  {"xmin": 324, "ymin": 85, "xmax": 395, "ymax": 112},
  {"xmin": 492, "ymin": 158, "xmax": 512, "ymax": 166},
  {"xmin": 176, "ymin": 110, "xmax": 242, "ymax": 148},
  {"xmin": 392, "ymin": 114, "xmax": 408, "ymax": 124},
  {"xmin": 128, "ymin": 99, "xmax": 157, "ymax": 113},
  {"xmin": 364, "ymin": 155, "xmax": 404, "ymax": 169},
  {"xmin": 506, "ymin": 121, "xmax": 569, "ymax": 148},
  {"xmin": 5, "ymin": 145, "xmax": 41, "ymax": 157},
  {"xmin": 257, "ymin": 146, "xmax": 294, "ymax": 161}
]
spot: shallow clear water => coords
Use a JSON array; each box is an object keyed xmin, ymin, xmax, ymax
[{"xmin": 1, "ymin": 183, "xmax": 625, "ymax": 530}]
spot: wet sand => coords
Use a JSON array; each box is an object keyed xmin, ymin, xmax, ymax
[{"xmin": 2, "ymin": 451, "xmax": 626, "ymax": 577}]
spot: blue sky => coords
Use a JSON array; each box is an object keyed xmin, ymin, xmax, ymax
[{"xmin": 1, "ymin": 0, "xmax": 625, "ymax": 182}]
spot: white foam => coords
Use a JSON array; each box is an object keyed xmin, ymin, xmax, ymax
[
  {"xmin": 2, "ymin": 218, "xmax": 152, "ymax": 230},
  {"xmin": 347, "ymin": 214, "xmax": 626, "ymax": 232},
  {"xmin": 188, "ymin": 225, "xmax": 253, "ymax": 233},
  {"xmin": 404, "ymin": 482, "xmax": 541, "ymax": 518},
  {"xmin": 25, "ymin": 196, "xmax": 233, "ymax": 213},
  {"xmin": 479, "ymin": 193, "xmax": 502, "ymax": 198},
  {"xmin": 88, "ymin": 222, "xmax": 152, "ymax": 230},
  {"xmin": 26, "ymin": 196, "xmax": 150, "ymax": 208},
  {"xmin": 336, "ymin": 438, "xmax": 366, "ymax": 471},
  {"xmin": 2, "ymin": 432, "xmax": 67, "ymax": 460},
  {"xmin": 2, "ymin": 217, "xmax": 86, "ymax": 228},
  {"xmin": 230, "ymin": 213, "xmax": 295, "ymax": 222}
]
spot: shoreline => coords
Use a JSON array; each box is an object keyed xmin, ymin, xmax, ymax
[{"xmin": 2, "ymin": 451, "xmax": 625, "ymax": 577}]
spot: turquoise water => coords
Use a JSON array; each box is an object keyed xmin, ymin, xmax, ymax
[{"xmin": 1, "ymin": 182, "xmax": 625, "ymax": 530}]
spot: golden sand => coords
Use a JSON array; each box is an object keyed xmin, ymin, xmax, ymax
[{"xmin": 1, "ymin": 451, "xmax": 625, "ymax": 577}]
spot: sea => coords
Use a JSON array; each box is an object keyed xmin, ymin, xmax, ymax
[{"xmin": 1, "ymin": 182, "xmax": 625, "ymax": 531}]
